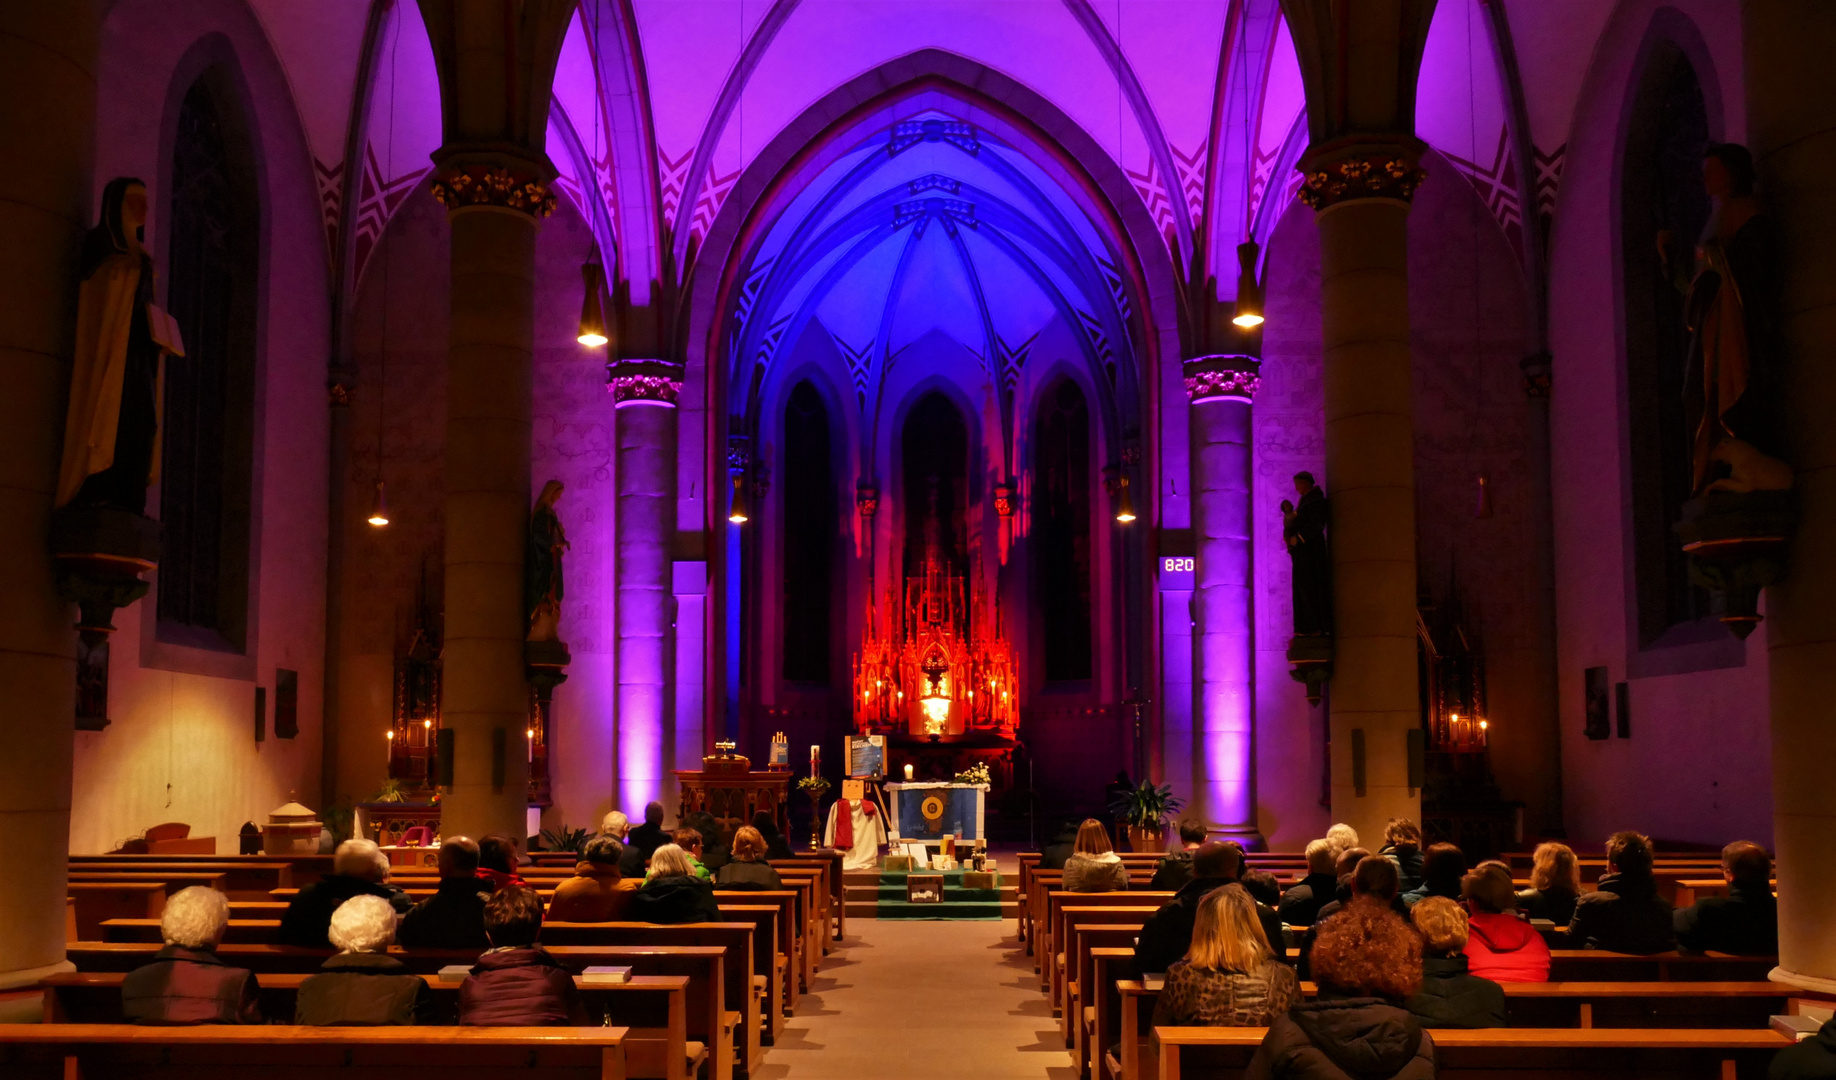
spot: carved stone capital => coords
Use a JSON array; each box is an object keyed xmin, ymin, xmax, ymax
[
  {"xmin": 1297, "ymin": 138, "xmax": 1427, "ymax": 212},
  {"xmin": 430, "ymin": 159, "xmax": 557, "ymax": 218},
  {"xmin": 1183, "ymin": 354, "xmax": 1262, "ymax": 403},
  {"xmin": 607, "ymin": 359, "xmax": 684, "ymax": 407}
]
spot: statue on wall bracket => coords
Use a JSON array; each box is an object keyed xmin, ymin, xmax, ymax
[
  {"xmin": 1283, "ymin": 470, "xmax": 1333, "ymax": 704},
  {"xmin": 1666, "ymin": 144, "xmax": 1796, "ymax": 638},
  {"xmin": 51, "ymin": 177, "xmax": 178, "ymax": 729}
]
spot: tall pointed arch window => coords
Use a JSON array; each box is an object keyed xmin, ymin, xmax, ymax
[
  {"xmin": 158, "ymin": 69, "xmax": 258, "ymax": 649},
  {"xmin": 781, "ymin": 380, "xmax": 836, "ymax": 683},
  {"xmin": 1033, "ymin": 378, "xmax": 1092, "ymax": 682},
  {"xmin": 1621, "ymin": 42, "xmax": 1710, "ymax": 644}
]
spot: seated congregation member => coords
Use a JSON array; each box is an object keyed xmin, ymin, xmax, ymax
[
  {"xmin": 1137, "ymin": 842, "xmax": 1286, "ymax": 974},
  {"xmin": 631, "ymin": 844, "xmax": 723, "ymax": 924},
  {"xmin": 1462, "ymin": 864, "xmax": 1550, "ymax": 982},
  {"xmin": 1675, "ymin": 840, "xmax": 1779, "ymax": 955},
  {"xmin": 398, "ymin": 836, "xmax": 489, "ymax": 949},
  {"xmin": 280, "ymin": 838, "xmax": 411, "ymax": 948},
  {"xmin": 1401, "ymin": 843, "xmax": 1466, "ymax": 909},
  {"xmin": 1302, "ymin": 856, "xmax": 1403, "ymax": 980},
  {"xmin": 1324, "ymin": 822, "xmax": 1361, "ymax": 859},
  {"xmin": 296, "ymin": 895, "xmax": 434, "ymax": 1025},
  {"xmin": 618, "ymin": 802, "xmax": 669, "ymax": 878},
  {"xmin": 546, "ymin": 836, "xmax": 637, "ymax": 923},
  {"xmin": 1248, "ymin": 898, "xmax": 1435, "ymax": 1080},
  {"xmin": 685, "ymin": 811, "xmax": 731, "ymax": 874},
  {"xmin": 598, "ymin": 810, "xmax": 630, "ymax": 844},
  {"xmin": 716, "ymin": 826, "xmax": 785, "ymax": 891},
  {"xmin": 1516, "ymin": 841, "xmax": 1581, "ymax": 925},
  {"xmin": 1062, "ymin": 818, "xmax": 1130, "ymax": 892},
  {"xmin": 1148, "ymin": 818, "xmax": 1211, "ymax": 891},
  {"xmin": 672, "ymin": 827, "xmax": 715, "ymax": 880},
  {"xmin": 1380, "ymin": 818, "xmax": 1426, "ymax": 894},
  {"xmin": 476, "ymin": 833, "xmax": 529, "ymax": 891},
  {"xmin": 460, "ymin": 887, "xmax": 587, "ymax": 1026},
  {"xmin": 122, "ymin": 886, "xmax": 261, "ymax": 1025},
  {"xmin": 1279, "ymin": 839, "xmax": 1341, "ymax": 927},
  {"xmin": 1404, "ymin": 897, "xmax": 1505, "ymax": 1029},
  {"xmin": 1152, "ymin": 884, "xmax": 1300, "ymax": 1028},
  {"xmin": 751, "ymin": 810, "xmax": 796, "ymax": 862},
  {"xmin": 1039, "ymin": 820, "xmax": 1081, "ymax": 871},
  {"xmin": 1569, "ymin": 830, "xmax": 1675, "ymax": 954},
  {"xmin": 1241, "ymin": 869, "xmax": 1283, "ymax": 910}
]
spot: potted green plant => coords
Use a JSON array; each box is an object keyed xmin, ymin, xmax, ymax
[
  {"xmin": 539, "ymin": 824, "xmax": 589, "ymax": 855},
  {"xmin": 1107, "ymin": 778, "xmax": 1184, "ymax": 852}
]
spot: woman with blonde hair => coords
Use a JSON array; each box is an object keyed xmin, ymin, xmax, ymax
[
  {"xmin": 1516, "ymin": 841, "xmax": 1581, "ymax": 924},
  {"xmin": 1062, "ymin": 818, "xmax": 1129, "ymax": 892},
  {"xmin": 1152, "ymin": 884, "xmax": 1299, "ymax": 1027},
  {"xmin": 715, "ymin": 826, "xmax": 785, "ymax": 891},
  {"xmin": 631, "ymin": 843, "xmax": 722, "ymax": 924}
]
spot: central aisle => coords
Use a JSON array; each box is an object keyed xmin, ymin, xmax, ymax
[{"xmin": 759, "ymin": 920, "xmax": 1076, "ymax": 1080}]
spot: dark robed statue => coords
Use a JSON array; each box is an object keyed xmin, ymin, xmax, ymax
[
  {"xmin": 1281, "ymin": 471, "xmax": 1331, "ymax": 637},
  {"xmin": 58, "ymin": 177, "xmax": 183, "ymax": 514},
  {"xmin": 525, "ymin": 480, "xmax": 569, "ymax": 641},
  {"xmin": 1664, "ymin": 143, "xmax": 1791, "ymax": 494}
]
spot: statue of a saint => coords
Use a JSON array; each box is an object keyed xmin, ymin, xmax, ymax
[
  {"xmin": 1661, "ymin": 143, "xmax": 1789, "ymax": 494},
  {"xmin": 1281, "ymin": 471, "xmax": 1331, "ymax": 637},
  {"xmin": 57, "ymin": 177, "xmax": 183, "ymax": 513},
  {"xmin": 525, "ymin": 480, "xmax": 569, "ymax": 641}
]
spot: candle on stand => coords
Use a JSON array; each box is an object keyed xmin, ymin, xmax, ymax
[
  {"xmin": 385, "ymin": 730, "xmax": 393, "ymax": 769},
  {"xmin": 903, "ymin": 763, "xmax": 914, "ymax": 781},
  {"xmin": 526, "ymin": 728, "xmax": 534, "ymax": 763},
  {"xmin": 810, "ymin": 745, "xmax": 820, "ymax": 777}
]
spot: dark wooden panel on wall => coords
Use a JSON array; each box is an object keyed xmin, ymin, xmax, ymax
[
  {"xmin": 275, "ymin": 669, "xmax": 298, "ymax": 739},
  {"xmin": 1584, "ymin": 666, "xmax": 1610, "ymax": 741}
]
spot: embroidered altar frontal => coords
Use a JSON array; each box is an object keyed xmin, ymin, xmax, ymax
[{"xmin": 886, "ymin": 782, "xmax": 987, "ymax": 843}]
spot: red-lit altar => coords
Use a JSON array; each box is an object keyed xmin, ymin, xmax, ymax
[{"xmin": 853, "ymin": 512, "xmax": 1019, "ymax": 785}]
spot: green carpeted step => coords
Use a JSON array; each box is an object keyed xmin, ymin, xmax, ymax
[
  {"xmin": 868, "ymin": 884, "xmax": 1000, "ymax": 902},
  {"xmin": 874, "ymin": 900, "xmax": 1005, "ymax": 920}
]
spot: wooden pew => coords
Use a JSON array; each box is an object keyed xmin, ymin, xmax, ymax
[
  {"xmin": 784, "ymin": 849, "xmax": 845, "ymax": 942},
  {"xmin": 714, "ymin": 900, "xmax": 792, "ymax": 1023},
  {"xmin": 70, "ymin": 853, "xmax": 335, "ymax": 888},
  {"xmin": 1055, "ymin": 907, "xmax": 1161, "ymax": 1024},
  {"xmin": 1043, "ymin": 892, "xmax": 1173, "ymax": 1000},
  {"xmin": 1070, "ymin": 925, "xmax": 1144, "ymax": 1074},
  {"xmin": 68, "ymin": 872, "xmax": 227, "ymax": 896},
  {"xmin": 65, "ymin": 861, "xmax": 293, "ymax": 900},
  {"xmin": 1152, "ymin": 1026, "xmax": 1792, "ymax": 1079},
  {"xmin": 66, "ymin": 883, "xmax": 166, "ymax": 941},
  {"xmin": 0, "ymin": 1023, "xmax": 630, "ymax": 1080}
]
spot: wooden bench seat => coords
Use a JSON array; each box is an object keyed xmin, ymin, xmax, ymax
[
  {"xmin": 66, "ymin": 883, "xmax": 166, "ymax": 941},
  {"xmin": 1152, "ymin": 1025, "xmax": 1792, "ymax": 1079},
  {"xmin": 69, "ymin": 873, "xmax": 228, "ymax": 896},
  {"xmin": 66, "ymin": 862, "xmax": 294, "ymax": 900},
  {"xmin": 0, "ymin": 1023, "xmax": 630, "ymax": 1079}
]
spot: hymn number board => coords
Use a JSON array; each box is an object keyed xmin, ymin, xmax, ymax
[{"xmin": 1158, "ymin": 556, "xmax": 1195, "ymax": 591}]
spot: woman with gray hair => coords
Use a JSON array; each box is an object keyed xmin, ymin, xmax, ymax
[
  {"xmin": 121, "ymin": 886, "xmax": 262, "ymax": 1024},
  {"xmin": 279, "ymin": 838, "xmax": 412, "ymax": 948},
  {"xmin": 295, "ymin": 894, "xmax": 433, "ymax": 1025},
  {"xmin": 630, "ymin": 843, "xmax": 722, "ymax": 924}
]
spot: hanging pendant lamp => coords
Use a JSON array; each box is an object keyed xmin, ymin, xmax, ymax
[
  {"xmin": 728, "ymin": 471, "xmax": 750, "ymax": 524},
  {"xmin": 577, "ymin": 250, "xmax": 608, "ymax": 347},
  {"xmin": 1113, "ymin": 473, "xmax": 1137, "ymax": 524},
  {"xmin": 1232, "ymin": 240, "xmax": 1265, "ymax": 329}
]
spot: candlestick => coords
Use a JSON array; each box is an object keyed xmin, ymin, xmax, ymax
[
  {"xmin": 810, "ymin": 744, "xmax": 820, "ymax": 777},
  {"xmin": 385, "ymin": 730, "xmax": 394, "ymax": 770}
]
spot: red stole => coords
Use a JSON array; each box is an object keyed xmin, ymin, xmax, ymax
[{"xmin": 833, "ymin": 798, "xmax": 875, "ymax": 847}]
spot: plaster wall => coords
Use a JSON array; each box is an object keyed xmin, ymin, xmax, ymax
[
  {"xmin": 71, "ymin": 0, "xmax": 330, "ymax": 852},
  {"xmin": 1545, "ymin": 0, "xmax": 1772, "ymax": 849}
]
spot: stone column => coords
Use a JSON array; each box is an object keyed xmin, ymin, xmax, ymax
[
  {"xmin": 431, "ymin": 160, "xmax": 556, "ymax": 842},
  {"xmin": 1747, "ymin": 0, "xmax": 1836, "ymax": 991},
  {"xmin": 1183, "ymin": 355, "xmax": 1262, "ymax": 845},
  {"xmin": 1302, "ymin": 150, "xmax": 1427, "ymax": 841},
  {"xmin": 610, "ymin": 361, "xmax": 682, "ymax": 815},
  {"xmin": 0, "ymin": 2, "xmax": 98, "ymax": 994}
]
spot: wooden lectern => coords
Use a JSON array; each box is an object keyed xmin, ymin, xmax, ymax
[{"xmin": 676, "ymin": 755, "xmax": 790, "ymax": 842}]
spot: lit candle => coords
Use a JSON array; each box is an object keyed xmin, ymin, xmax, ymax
[
  {"xmin": 904, "ymin": 763, "xmax": 914, "ymax": 781},
  {"xmin": 526, "ymin": 728, "xmax": 534, "ymax": 763},
  {"xmin": 386, "ymin": 730, "xmax": 394, "ymax": 768},
  {"xmin": 810, "ymin": 745, "xmax": 820, "ymax": 777}
]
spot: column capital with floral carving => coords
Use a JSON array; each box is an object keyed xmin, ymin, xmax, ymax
[
  {"xmin": 1296, "ymin": 136, "xmax": 1428, "ymax": 213},
  {"xmin": 607, "ymin": 359, "xmax": 685, "ymax": 408},
  {"xmin": 429, "ymin": 148, "xmax": 558, "ymax": 218},
  {"xmin": 1183, "ymin": 354, "xmax": 1262, "ymax": 404}
]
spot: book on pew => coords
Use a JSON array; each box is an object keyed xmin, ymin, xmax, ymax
[
  {"xmin": 1774, "ymin": 1015, "xmax": 1824, "ymax": 1041},
  {"xmin": 582, "ymin": 966, "xmax": 633, "ymax": 984},
  {"xmin": 438, "ymin": 965, "xmax": 472, "ymax": 983}
]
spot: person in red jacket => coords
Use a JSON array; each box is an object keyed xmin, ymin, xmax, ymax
[
  {"xmin": 1461, "ymin": 864, "xmax": 1550, "ymax": 983},
  {"xmin": 459, "ymin": 887, "xmax": 587, "ymax": 1026}
]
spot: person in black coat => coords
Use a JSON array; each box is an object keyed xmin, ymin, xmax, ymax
[
  {"xmin": 1279, "ymin": 840, "xmax": 1340, "ymax": 928},
  {"xmin": 279, "ymin": 839, "xmax": 411, "ymax": 949},
  {"xmin": 1569, "ymin": 831, "xmax": 1675, "ymax": 954},
  {"xmin": 1039, "ymin": 821, "xmax": 1080, "ymax": 871},
  {"xmin": 1400, "ymin": 842, "xmax": 1467, "ymax": 909},
  {"xmin": 121, "ymin": 887, "xmax": 262, "ymax": 1025},
  {"xmin": 1136, "ymin": 842, "xmax": 1286, "ymax": 975},
  {"xmin": 296, "ymin": 895, "xmax": 436, "ymax": 1025},
  {"xmin": 751, "ymin": 811, "xmax": 796, "ymax": 861},
  {"xmin": 398, "ymin": 837, "xmax": 490, "ymax": 950},
  {"xmin": 1770, "ymin": 1016, "xmax": 1836, "ymax": 1080},
  {"xmin": 1147, "ymin": 819, "xmax": 1210, "ymax": 891},
  {"xmin": 1300, "ymin": 855, "xmax": 1404, "ymax": 980},
  {"xmin": 627, "ymin": 802, "xmax": 668, "ymax": 858},
  {"xmin": 1403, "ymin": 897, "xmax": 1505, "ymax": 1029},
  {"xmin": 1248, "ymin": 898, "xmax": 1436, "ymax": 1080},
  {"xmin": 1675, "ymin": 841, "xmax": 1778, "ymax": 955},
  {"xmin": 631, "ymin": 844, "xmax": 723, "ymax": 924},
  {"xmin": 716, "ymin": 826, "xmax": 785, "ymax": 891}
]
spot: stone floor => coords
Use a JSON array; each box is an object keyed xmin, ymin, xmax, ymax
[{"xmin": 753, "ymin": 919, "xmax": 1078, "ymax": 1080}]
